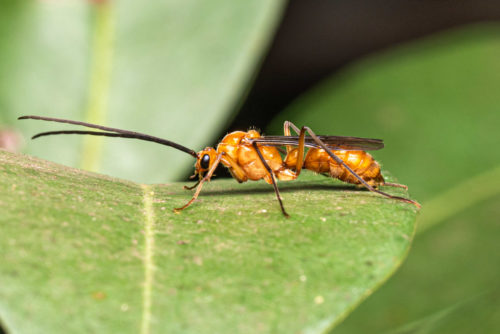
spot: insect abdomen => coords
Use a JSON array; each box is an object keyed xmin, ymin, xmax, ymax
[{"xmin": 304, "ymin": 149, "xmax": 385, "ymax": 186}]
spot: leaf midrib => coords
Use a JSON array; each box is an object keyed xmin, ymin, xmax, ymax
[
  {"xmin": 81, "ymin": 1, "xmax": 114, "ymax": 173},
  {"xmin": 140, "ymin": 185, "xmax": 156, "ymax": 334}
]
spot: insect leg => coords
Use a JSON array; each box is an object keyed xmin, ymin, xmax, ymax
[
  {"xmin": 284, "ymin": 120, "xmax": 301, "ymax": 135},
  {"xmin": 283, "ymin": 120, "xmax": 301, "ymax": 154},
  {"xmin": 299, "ymin": 124, "xmax": 421, "ymax": 208},
  {"xmin": 220, "ymin": 153, "xmax": 248, "ymax": 183},
  {"xmin": 174, "ymin": 154, "xmax": 223, "ymax": 213},
  {"xmin": 252, "ymin": 142, "xmax": 290, "ymax": 217},
  {"xmin": 383, "ymin": 182, "xmax": 408, "ymax": 190},
  {"xmin": 283, "ymin": 121, "xmax": 307, "ymax": 176},
  {"xmin": 291, "ymin": 126, "xmax": 307, "ymax": 176},
  {"xmin": 183, "ymin": 179, "xmax": 201, "ymax": 190}
]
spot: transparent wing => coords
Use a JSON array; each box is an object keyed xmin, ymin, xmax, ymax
[{"xmin": 251, "ymin": 135, "xmax": 384, "ymax": 151}]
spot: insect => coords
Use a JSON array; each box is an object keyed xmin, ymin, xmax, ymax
[{"xmin": 19, "ymin": 115, "xmax": 420, "ymax": 217}]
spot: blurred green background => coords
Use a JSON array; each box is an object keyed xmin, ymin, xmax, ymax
[{"xmin": 1, "ymin": 0, "xmax": 499, "ymax": 333}]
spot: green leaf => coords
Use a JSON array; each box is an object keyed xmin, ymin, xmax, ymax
[
  {"xmin": 331, "ymin": 198, "xmax": 500, "ymax": 334},
  {"xmin": 1, "ymin": 0, "xmax": 285, "ymax": 182},
  {"xmin": 0, "ymin": 150, "xmax": 418, "ymax": 333},
  {"xmin": 383, "ymin": 290, "xmax": 500, "ymax": 334}
]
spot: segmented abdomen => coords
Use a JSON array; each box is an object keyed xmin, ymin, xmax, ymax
[{"xmin": 304, "ymin": 148, "xmax": 385, "ymax": 186}]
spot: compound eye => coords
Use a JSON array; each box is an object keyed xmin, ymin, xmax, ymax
[{"xmin": 200, "ymin": 154, "xmax": 210, "ymax": 169}]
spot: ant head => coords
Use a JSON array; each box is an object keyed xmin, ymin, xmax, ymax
[{"xmin": 195, "ymin": 147, "xmax": 218, "ymax": 176}]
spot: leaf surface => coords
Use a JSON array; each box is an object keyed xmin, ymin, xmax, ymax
[{"xmin": 0, "ymin": 150, "xmax": 418, "ymax": 333}]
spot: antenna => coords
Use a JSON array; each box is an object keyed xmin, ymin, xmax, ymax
[{"xmin": 19, "ymin": 115, "xmax": 198, "ymax": 158}]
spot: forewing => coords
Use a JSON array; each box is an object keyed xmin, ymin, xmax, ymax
[{"xmin": 252, "ymin": 135, "xmax": 384, "ymax": 151}]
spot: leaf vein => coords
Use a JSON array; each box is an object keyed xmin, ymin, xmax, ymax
[{"xmin": 140, "ymin": 185, "xmax": 156, "ymax": 334}]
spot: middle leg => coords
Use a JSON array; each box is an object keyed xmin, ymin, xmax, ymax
[{"xmin": 252, "ymin": 142, "xmax": 289, "ymax": 217}]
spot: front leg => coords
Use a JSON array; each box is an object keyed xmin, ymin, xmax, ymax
[
  {"xmin": 174, "ymin": 153, "xmax": 223, "ymax": 213},
  {"xmin": 183, "ymin": 178, "xmax": 201, "ymax": 190},
  {"xmin": 220, "ymin": 152, "xmax": 248, "ymax": 183}
]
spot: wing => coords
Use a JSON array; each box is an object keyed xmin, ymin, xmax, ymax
[{"xmin": 251, "ymin": 135, "xmax": 384, "ymax": 151}]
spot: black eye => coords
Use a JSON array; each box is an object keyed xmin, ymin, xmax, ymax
[{"xmin": 200, "ymin": 154, "xmax": 210, "ymax": 169}]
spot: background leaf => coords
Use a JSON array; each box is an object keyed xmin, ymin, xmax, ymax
[
  {"xmin": 265, "ymin": 24, "xmax": 500, "ymax": 332},
  {"xmin": 0, "ymin": 150, "xmax": 417, "ymax": 333},
  {"xmin": 332, "ymin": 198, "xmax": 500, "ymax": 334},
  {"xmin": 1, "ymin": 0, "xmax": 285, "ymax": 183}
]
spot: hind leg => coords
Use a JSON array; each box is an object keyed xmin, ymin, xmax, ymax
[
  {"xmin": 286, "ymin": 122, "xmax": 421, "ymax": 208},
  {"xmin": 383, "ymin": 182, "xmax": 408, "ymax": 190}
]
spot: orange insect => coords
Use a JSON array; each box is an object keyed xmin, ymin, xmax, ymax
[{"xmin": 19, "ymin": 116, "xmax": 420, "ymax": 217}]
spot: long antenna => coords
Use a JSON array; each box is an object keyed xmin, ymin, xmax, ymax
[{"xmin": 19, "ymin": 115, "xmax": 198, "ymax": 158}]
